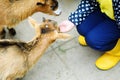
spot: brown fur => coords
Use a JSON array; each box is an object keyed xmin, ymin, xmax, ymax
[
  {"xmin": 0, "ymin": 17, "xmax": 71, "ymax": 80},
  {"xmin": 0, "ymin": 0, "xmax": 61, "ymax": 32}
]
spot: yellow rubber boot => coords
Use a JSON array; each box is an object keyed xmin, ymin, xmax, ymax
[
  {"xmin": 78, "ymin": 35, "xmax": 87, "ymax": 46},
  {"xmin": 95, "ymin": 39, "xmax": 120, "ymax": 70}
]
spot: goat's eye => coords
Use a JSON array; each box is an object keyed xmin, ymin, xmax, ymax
[{"xmin": 48, "ymin": 20, "xmax": 52, "ymax": 22}]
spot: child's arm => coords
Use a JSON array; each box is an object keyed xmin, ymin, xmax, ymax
[
  {"xmin": 59, "ymin": 0, "xmax": 99, "ymax": 33},
  {"xmin": 69, "ymin": 0, "xmax": 99, "ymax": 27}
]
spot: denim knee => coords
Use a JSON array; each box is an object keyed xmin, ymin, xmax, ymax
[
  {"xmin": 85, "ymin": 33, "xmax": 112, "ymax": 51},
  {"xmin": 76, "ymin": 25, "xmax": 85, "ymax": 36}
]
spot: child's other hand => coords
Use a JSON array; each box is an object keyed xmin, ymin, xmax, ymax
[{"xmin": 59, "ymin": 20, "xmax": 75, "ymax": 32}]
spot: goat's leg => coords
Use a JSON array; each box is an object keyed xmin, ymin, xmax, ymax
[{"xmin": 0, "ymin": 39, "xmax": 26, "ymax": 45}]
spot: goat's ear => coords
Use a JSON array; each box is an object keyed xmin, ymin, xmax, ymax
[
  {"xmin": 42, "ymin": 17, "xmax": 46, "ymax": 22},
  {"xmin": 28, "ymin": 17, "xmax": 39, "ymax": 28},
  {"xmin": 28, "ymin": 17, "xmax": 41, "ymax": 41},
  {"xmin": 57, "ymin": 33, "xmax": 71, "ymax": 40}
]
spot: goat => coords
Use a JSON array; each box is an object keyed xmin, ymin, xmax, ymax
[
  {"xmin": 0, "ymin": 17, "xmax": 71, "ymax": 80},
  {"xmin": 0, "ymin": 0, "xmax": 61, "ymax": 38}
]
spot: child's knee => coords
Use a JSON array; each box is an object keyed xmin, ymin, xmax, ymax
[
  {"xmin": 76, "ymin": 24, "xmax": 89, "ymax": 36},
  {"xmin": 86, "ymin": 32, "xmax": 107, "ymax": 51}
]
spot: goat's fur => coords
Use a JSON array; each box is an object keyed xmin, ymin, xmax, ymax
[
  {"xmin": 0, "ymin": 0, "xmax": 61, "ymax": 38},
  {"xmin": 0, "ymin": 17, "xmax": 71, "ymax": 80}
]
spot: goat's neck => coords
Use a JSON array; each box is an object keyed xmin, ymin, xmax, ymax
[
  {"xmin": 5, "ymin": 0, "xmax": 37, "ymax": 26},
  {"xmin": 28, "ymin": 35, "xmax": 54, "ymax": 68}
]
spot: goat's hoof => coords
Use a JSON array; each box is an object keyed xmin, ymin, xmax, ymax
[{"xmin": 8, "ymin": 28, "xmax": 16, "ymax": 36}]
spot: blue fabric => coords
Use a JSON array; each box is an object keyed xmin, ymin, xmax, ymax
[{"xmin": 77, "ymin": 10, "xmax": 120, "ymax": 51}]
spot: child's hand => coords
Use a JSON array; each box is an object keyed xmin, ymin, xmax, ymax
[{"xmin": 59, "ymin": 20, "xmax": 75, "ymax": 32}]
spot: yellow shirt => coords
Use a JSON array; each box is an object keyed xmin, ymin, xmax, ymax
[{"xmin": 97, "ymin": 0, "xmax": 114, "ymax": 20}]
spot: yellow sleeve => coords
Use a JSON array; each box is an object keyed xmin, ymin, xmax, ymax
[{"xmin": 97, "ymin": 0, "xmax": 114, "ymax": 20}]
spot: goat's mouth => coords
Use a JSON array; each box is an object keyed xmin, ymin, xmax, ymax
[
  {"xmin": 36, "ymin": 0, "xmax": 62, "ymax": 16},
  {"xmin": 50, "ymin": 0, "xmax": 62, "ymax": 15}
]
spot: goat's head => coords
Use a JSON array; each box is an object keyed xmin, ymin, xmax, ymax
[
  {"xmin": 28, "ymin": 17, "xmax": 71, "ymax": 41},
  {"xmin": 35, "ymin": 0, "xmax": 61, "ymax": 16}
]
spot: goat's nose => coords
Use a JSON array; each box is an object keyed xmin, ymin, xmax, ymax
[{"xmin": 54, "ymin": 8, "xmax": 62, "ymax": 16}]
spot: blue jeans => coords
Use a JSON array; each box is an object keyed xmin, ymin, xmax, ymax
[{"xmin": 76, "ymin": 10, "xmax": 120, "ymax": 51}]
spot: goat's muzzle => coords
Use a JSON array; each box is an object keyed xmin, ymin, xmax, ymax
[{"xmin": 53, "ymin": 8, "xmax": 62, "ymax": 16}]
